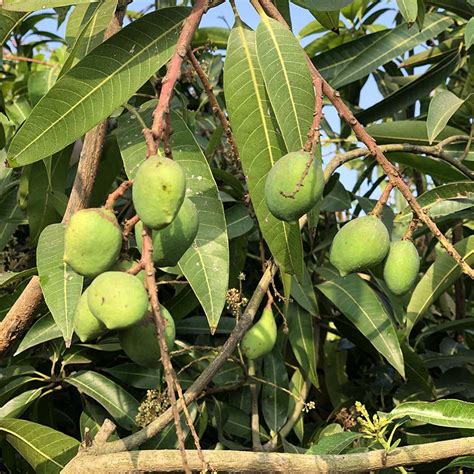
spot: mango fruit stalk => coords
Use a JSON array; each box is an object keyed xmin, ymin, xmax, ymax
[
  {"xmin": 87, "ymin": 271, "xmax": 148, "ymax": 330},
  {"xmin": 64, "ymin": 208, "xmax": 122, "ymax": 277},
  {"xmin": 135, "ymin": 197, "xmax": 199, "ymax": 267},
  {"xmin": 383, "ymin": 240, "xmax": 420, "ymax": 295},
  {"xmin": 329, "ymin": 215, "xmax": 390, "ymax": 277},
  {"xmin": 241, "ymin": 303, "xmax": 277, "ymax": 360},
  {"xmin": 119, "ymin": 306, "xmax": 176, "ymax": 367},
  {"xmin": 265, "ymin": 151, "xmax": 324, "ymax": 223},
  {"xmin": 132, "ymin": 155, "xmax": 186, "ymax": 230}
]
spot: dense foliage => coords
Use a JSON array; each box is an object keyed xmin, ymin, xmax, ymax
[{"xmin": 0, "ymin": 0, "xmax": 473, "ymax": 472}]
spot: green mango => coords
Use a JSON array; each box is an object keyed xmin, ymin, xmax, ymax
[
  {"xmin": 132, "ymin": 155, "xmax": 186, "ymax": 230},
  {"xmin": 264, "ymin": 151, "xmax": 324, "ymax": 223},
  {"xmin": 135, "ymin": 197, "xmax": 199, "ymax": 267},
  {"xmin": 87, "ymin": 271, "xmax": 148, "ymax": 330},
  {"xmin": 330, "ymin": 215, "xmax": 390, "ymax": 277},
  {"xmin": 64, "ymin": 208, "xmax": 122, "ymax": 277},
  {"xmin": 241, "ymin": 304, "xmax": 277, "ymax": 360},
  {"xmin": 74, "ymin": 288, "xmax": 107, "ymax": 343},
  {"xmin": 111, "ymin": 259, "xmax": 145, "ymax": 283},
  {"xmin": 119, "ymin": 306, "xmax": 175, "ymax": 367},
  {"xmin": 383, "ymin": 240, "xmax": 420, "ymax": 295}
]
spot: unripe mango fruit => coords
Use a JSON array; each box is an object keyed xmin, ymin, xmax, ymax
[
  {"xmin": 330, "ymin": 215, "xmax": 390, "ymax": 277},
  {"xmin": 87, "ymin": 271, "xmax": 148, "ymax": 330},
  {"xmin": 241, "ymin": 304, "xmax": 277, "ymax": 360},
  {"xmin": 265, "ymin": 151, "xmax": 324, "ymax": 223},
  {"xmin": 132, "ymin": 155, "xmax": 186, "ymax": 230},
  {"xmin": 64, "ymin": 208, "xmax": 122, "ymax": 277},
  {"xmin": 119, "ymin": 306, "xmax": 176, "ymax": 367},
  {"xmin": 74, "ymin": 289, "xmax": 107, "ymax": 343},
  {"xmin": 383, "ymin": 240, "xmax": 420, "ymax": 295},
  {"xmin": 135, "ymin": 198, "xmax": 199, "ymax": 267}
]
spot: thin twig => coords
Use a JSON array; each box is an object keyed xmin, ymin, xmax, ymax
[
  {"xmin": 3, "ymin": 53, "xmax": 56, "ymax": 67},
  {"xmin": 403, "ymin": 218, "xmax": 419, "ymax": 241},
  {"xmin": 187, "ymin": 48, "xmax": 240, "ymax": 161},
  {"xmin": 370, "ymin": 182, "xmax": 394, "ymax": 218},
  {"xmin": 256, "ymin": 0, "xmax": 474, "ymax": 280},
  {"xmin": 104, "ymin": 180, "xmax": 133, "ymax": 210},
  {"xmin": 123, "ymin": 215, "xmax": 140, "ymax": 241}
]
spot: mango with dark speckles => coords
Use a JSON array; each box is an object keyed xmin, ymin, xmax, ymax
[
  {"xmin": 330, "ymin": 215, "xmax": 390, "ymax": 276},
  {"xmin": 119, "ymin": 306, "xmax": 175, "ymax": 367},
  {"xmin": 265, "ymin": 151, "xmax": 324, "ymax": 223},
  {"xmin": 64, "ymin": 208, "xmax": 122, "ymax": 277},
  {"xmin": 87, "ymin": 272, "xmax": 148, "ymax": 330},
  {"xmin": 132, "ymin": 155, "xmax": 186, "ymax": 230},
  {"xmin": 384, "ymin": 240, "xmax": 420, "ymax": 295},
  {"xmin": 241, "ymin": 305, "xmax": 276, "ymax": 360}
]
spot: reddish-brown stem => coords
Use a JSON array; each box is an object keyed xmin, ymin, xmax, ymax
[
  {"xmin": 126, "ymin": 261, "xmax": 144, "ymax": 275},
  {"xmin": 3, "ymin": 53, "xmax": 55, "ymax": 67},
  {"xmin": 256, "ymin": 0, "xmax": 474, "ymax": 280},
  {"xmin": 187, "ymin": 48, "xmax": 240, "ymax": 161},
  {"xmin": 149, "ymin": 0, "xmax": 209, "ymax": 145},
  {"xmin": 403, "ymin": 218, "xmax": 419, "ymax": 241},
  {"xmin": 123, "ymin": 215, "xmax": 140, "ymax": 241},
  {"xmin": 370, "ymin": 182, "xmax": 394, "ymax": 218},
  {"xmin": 142, "ymin": 227, "xmax": 191, "ymax": 474},
  {"xmin": 104, "ymin": 180, "xmax": 133, "ymax": 210}
]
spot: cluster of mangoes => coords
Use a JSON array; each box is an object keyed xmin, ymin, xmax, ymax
[{"xmin": 64, "ymin": 155, "xmax": 198, "ymax": 367}]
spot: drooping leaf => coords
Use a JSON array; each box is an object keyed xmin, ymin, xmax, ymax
[
  {"xmin": 311, "ymin": 11, "xmax": 340, "ymax": 32},
  {"xmin": 256, "ymin": 15, "xmax": 314, "ymax": 152},
  {"xmin": 3, "ymin": 0, "xmax": 98, "ymax": 11},
  {"xmin": 192, "ymin": 27, "xmax": 229, "ymax": 49},
  {"xmin": 79, "ymin": 400, "xmax": 120, "ymax": 441},
  {"xmin": 7, "ymin": 8, "xmax": 189, "ymax": 167},
  {"xmin": 317, "ymin": 274, "xmax": 405, "ymax": 377},
  {"xmin": 224, "ymin": 20, "xmax": 304, "ymax": 278},
  {"xmin": 67, "ymin": 370, "xmax": 139, "ymax": 430},
  {"xmin": 287, "ymin": 369, "xmax": 306, "ymax": 442},
  {"xmin": 0, "ymin": 389, "xmax": 42, "ymax": 419},
  {"xmin": 397, "ymin": 0, "xmax": 418, "ymax": 25},
  {"xmin": 323, "ymin": 338, "xmax": 350, "ymax": 409},
  {"xmin": 0, "ymin": 418, "xmax": 79, "ymax": 473},
  {"xmin": 427, "ymin": 90, "xmax": 465, "ymax": 144},
  {"xmin": 225, "ymin": 204, "xmax": 254, "ymax": 240},
  {"xmin": 262, "ymin": 349, "xmax": 289, "ymax": 433},
  {"xmin": 15, "ymin": 314, "xmax": 62, "ymax": 355},
  {"xmin": 466, "ymin": 17, "xmax": 474, "ymax": 49},
  {"xmin": 0, "ymin": 268, "xmax": 36, "ymax": 289},
  {"xmin": 426, "ymin": 0, "xmax": 473, "ymax": 19},
  {"xmin": 36, "ymin": 224, "xmax": 83, "ymax": 346},
  {"xmin": 389, "ymin": 399, "xmax": 474, "ymax": 429},
  {"xmin": 401, "ymin": 342, "xmax": 436, "ymax": 400},
  {"xmin": 0, "ymin": 10, "xmax": 28, "ymax": 44},
  {"xmin": 306, "ymin": 431, "xmax": 362, "ymax": 455},
  {"xmin": 314, "ymin": 13, "xmax": 452, "ymax": 88},
  {"xmin": 287, "ymin": 303, "xmax": 319, "ymax": 387},
  {"xmin": 104, "ymin": 363, "xmax": 161, "ymax": 389},
  {"xmin": 406, "ymin": 236, "xmax": 474, "ymax": 335}
]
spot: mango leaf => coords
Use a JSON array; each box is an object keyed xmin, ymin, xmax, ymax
[
  {"xmin": 357, "ymin": 52, "xmax": 460, "ymax": 125},
  {"xmin": 15, "ymin": 314, "xmax": 62, "ymax": 355},
  {"xmin": 0, "ymin": 10, "xmax": 27, "ymax": 44},
  {"xmin": 256, "ymin": 15, "xmax": 314, "ymax": 152},
  {"xmin": 401, "ymin": 342, "xmax": 436, "ymax": 400},
  {"xmin": 7, "ymin": 8, "xmax": 189, "ymax": 167},
  {"xmin": 306, "ymin": 431, "xmax": 361, "ymax": 455},
  {"xmin": 395, "ymin": 182, "xmax": 474, "ymax": 224},
  {"xmin": 389, "ymin": 400, "xmax": 474, "ymax": 429},
  {"xmin": 0, "ymin": 268, "xmax": 36, "ymax": 289},
  {"xmin": 80, "ymin": 400, "xmax": 120, "ymax": 441},
  {"xmin": 426, "ymin": 0, "xmax": 473, "ymax": 19},
  {"xmin": 292, "ymin": 0, "xmax": 353, "ymax": 12},
  {"xmin": 3, "ymin": 0, "xmax": 97, "ymax": 10},
  {"xmin": 193, "ymin": 27, "xmax": 229, "ymax": 49},
  {"xmin": 314, "ymin": 13, "xmax": 452, "ymax": 88},
  {"xmin": 317, "ymin": 274, "xmax": 405, "ymax": 377},
  {"xmin": 441, "ymin": 456, "xmax": 474, "ymax": 472},
  {"xmin": 104, "ymin": 363, "xmax": 161, "ymax": 389},
  {"xmin": 287, "ymin": 303, "xmax": 319, "ymax": 387},
  {"xmin": 287, "ymin": 369, "xmax": 306, "ymax": 442},
  {"xmin": 427, "ymin": 90, "xmax": 465, "ymax": 144},
  {"xmin": 397, "ymin": 0, "xmax": 418, "ymax": 24},
  {"xmin": 36, "ymin": 224, "xmax": 83, "ymax": 346},
  {"xmin": 0, "ymin": 389, "xmax": 42, "ymax": 419},
  {"xmin": 225, "ymin": 20, "xmax": 304, "ymax": 278},
  {"xmin": 406, "ymin": 236, "xmax": 474, "ymax": 335},
  {"xmin": 262, "ymin": 349, "xmax": 289, "ymax": 433},
  {"xmin": 0, "ymin": 419, "xmax": 79, "ymax": 473},
  {"xmin": 323, "ymin": 338, "xmax": 349, "ymax": 409},
  {"xmin": 67, "ymin": 370, "xmax": 138, "ymax": 430},
  {"xmin": 311, "ymin": 11, "xmax": 340, "ymax": 32},
  {"xmin": 225, "ymin": 204, "xmax": 254, "ymax": 240},
  {"xmin": 466, "ymin": 17, "xmax": 474, "ymax": 50}
]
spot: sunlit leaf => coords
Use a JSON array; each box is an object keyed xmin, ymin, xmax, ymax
[{"xmin": 427, "ymin": 90, "xmax": 465, "ymax": 144}]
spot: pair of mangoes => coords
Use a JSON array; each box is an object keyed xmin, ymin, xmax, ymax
[
  {"xmin": 329, "ymin": 215, "xmax": 420, "ymax": 295},
  {"xmin": 265, "ymin": 151, "xmax": 325, "ymax": 223}
]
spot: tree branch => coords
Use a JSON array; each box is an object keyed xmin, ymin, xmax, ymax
[
  {"xmin": 256, "ymin": 0, "xmax": 474, "ymax": 280},
  {"xmin": 62, "ymin": 436, "xmax": 474, "ymax": 473},
  {"xmin": 0, "ymin": 5, "xmax": 127, "ymax": 357}
]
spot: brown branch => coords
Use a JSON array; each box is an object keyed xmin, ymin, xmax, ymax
[
  {"xmin": 324, "ymin": 139, "xmax": 473, "ymax": 180},
  {"xmin": 104, "ymin": 180, "xmax": 133, "ymax": 210},
  {"xmin": 187, "ymin": 48, "xmax": 240, "ymax": 161},
  {"xmin": 63, "ymin": 436, "xmax": 474, "ymax": 473},
  {"xmin": 403, "ymin": 218, "xmax": 420, "ymax": 241},
  {"xmin": 123, "ymin": 214, "xmax": 140, "ymax": 241},
  {"xmin": 148, "ymin": 0, "xmax": 209, "ymax": 150},
  {"xmin": 370, "ymin": 182, "xmax": 394, "ymax": 218},
  {"xmin": 86, "ymin": 262, "xmax": 277, "ymax": 454},
  {"xmin": 0, "ymin": 6, "xmax": 127, "ymax": 357},
  {"xmin": 3, "ymin": 53, "xmax": 55, "ymax": 68},
  {"xmin": 256, "ymin": 0, "xmax": 474, "ymax": 280}
]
